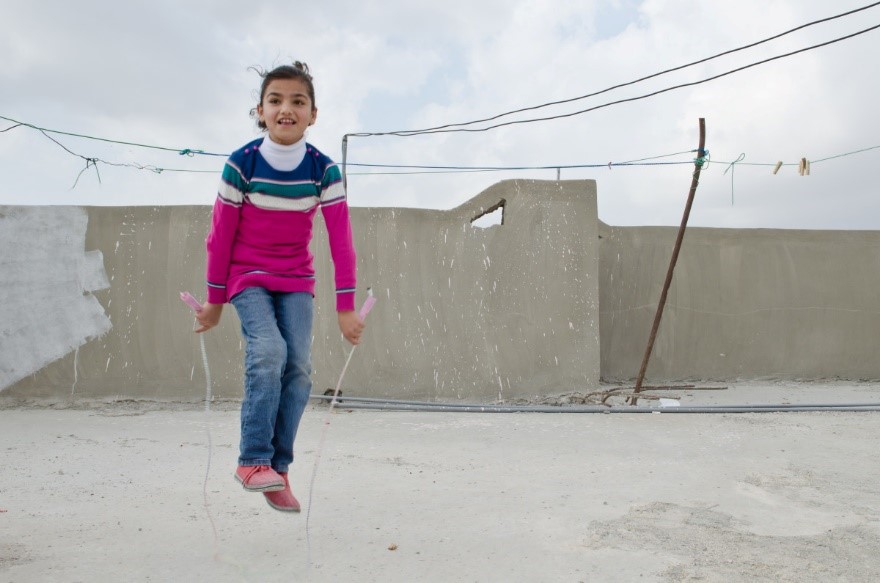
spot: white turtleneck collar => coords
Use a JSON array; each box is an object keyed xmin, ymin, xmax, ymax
[{"xmin": 259, "ymin": 134, "xmax": 307, "ymax": 172}]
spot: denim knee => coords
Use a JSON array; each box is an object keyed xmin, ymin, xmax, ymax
[{"xmin": 247, "ymin": 335, "xmax": 287, "ymax": 379}]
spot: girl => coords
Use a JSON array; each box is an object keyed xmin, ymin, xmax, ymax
[{"xmin": 195, "ymin": 62, "xmax": 364, "ymax": 513}]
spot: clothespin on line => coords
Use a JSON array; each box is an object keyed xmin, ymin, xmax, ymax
[
  {"xmin": 772, "ymin": 158, "xmax": 811, "ymax": 176},
  {"xmin": 798, "ymin": 157, "xmax": 811, "ymax": 176}
]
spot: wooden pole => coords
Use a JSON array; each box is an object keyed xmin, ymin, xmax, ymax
[{"xmin": 630, "ymin": 118, "xmax": 707, "ymax": 405}]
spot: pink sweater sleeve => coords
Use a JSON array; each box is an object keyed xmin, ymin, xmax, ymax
[
  {"xmin": 205, "ymin": 197, "xmax": 241, "ymax": 304},
  {"xmin": 321, "ymin": 199, "xmax": 357, "ymax": 312}
]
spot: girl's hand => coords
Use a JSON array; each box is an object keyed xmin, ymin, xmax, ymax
[
  {"xmin": 195, "ymin": 302, "xmax": 223, "ymax": 333},
  {"xmin": 338, "ymin": 310, "xmax": 365, "ymax": 345}
]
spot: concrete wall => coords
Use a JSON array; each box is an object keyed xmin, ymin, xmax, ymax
[
  {"xmin": 4, "ymin": 180, "xmax": 878, "ymax": 402},
  {"xmin": 1, "ymin": 179, "xmax": 601, "ymax": 401},
  {"xmin": 599, "ymin": 223, "xmax": 880, "ymax": 382}
]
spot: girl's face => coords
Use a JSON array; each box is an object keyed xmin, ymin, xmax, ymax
[{"xmin": 257, "ymin": 78, "xmax": 317, "ymax": 145}]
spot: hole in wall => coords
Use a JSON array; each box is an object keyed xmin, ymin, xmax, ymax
[{"xmin": 470, "ymin": 199, "xmax": 505, "ymax": 229}]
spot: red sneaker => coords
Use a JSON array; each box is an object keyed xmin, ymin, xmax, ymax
[
  {"xmin": 264, "ymin": 472, "xmax": 301, "ymax": 513},
  {"xmin": 234, "ymin": 465, "xmax": 285, "ymax": 492}
]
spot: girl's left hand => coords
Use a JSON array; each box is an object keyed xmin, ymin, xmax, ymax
[{"xmin": 338, "ymin": 311, "xmax": 365, "ymax": 345}]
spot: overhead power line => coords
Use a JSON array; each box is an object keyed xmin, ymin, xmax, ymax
[
  {"xmin": 4, "ymin": 4, "xmax": 878, "ymax": 170},
  {"xmin": 3, "ymin": 3, "xmax": 880, "ymax": 188},
  {"xmin": 350, "ymin": 2, "xmax": 880, "ymax": 137},
  {"xmin": 346, "ymin": 19, "xmax": 880, "ymax": 138}
]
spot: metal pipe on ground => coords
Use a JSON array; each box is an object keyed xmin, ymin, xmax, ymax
[{"xmin": 309, "ymin": 394, "xmax": 880, "ymax": 414}]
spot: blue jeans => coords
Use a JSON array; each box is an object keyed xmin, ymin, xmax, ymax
[{"xmin": 230, "ymin": 287, "xmax": 313, "ymax": 473}]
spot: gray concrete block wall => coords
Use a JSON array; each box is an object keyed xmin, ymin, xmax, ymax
[
  {"xmin": 4, "ymin": 181, "xmax": 878, "ymax": 402},
  {"xmin": 1, "ymin": 206, "xmax": 240, "ymax": 400},
  {"xmin": 315, "ymin": 179, "xmax": 601, "ymax": 400},
  {"xmin": 599, "ymin": 223, "xmax": 880, "ymax": 382},
  {"xmin": 1, "ymin": 179, "xmax": 601, "ymax": 401}
]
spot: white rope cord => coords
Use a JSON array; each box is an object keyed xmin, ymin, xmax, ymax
[
  {"xmin": 182, "ymin": 292, "xmax": 245, "ymax": 573},
  {"xmin": 183, "ymin": 290, "xmax": 375, "ymax": 570},
  {"xmin": 305, "ymin": 289, "xmax": 376, "ymax": 567},
  {"xmin": 197, "ymin": 330, "xmax": 220, "ymax": 554},
  {"xmin": 305, "ymin": 344, "xmax": 358, "ymax": 566}
]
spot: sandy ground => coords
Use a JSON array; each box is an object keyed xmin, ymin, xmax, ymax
[{"xmin": 2, "ymin": 382, "xmax": 880, "ymax": 582}]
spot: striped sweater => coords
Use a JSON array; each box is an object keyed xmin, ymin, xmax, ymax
[{"xmin": 205, "ymin": 137, "xmax": 356, "ymax": 311}]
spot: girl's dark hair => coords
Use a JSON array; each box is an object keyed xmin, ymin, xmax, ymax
[{"xmin": 249, "ymin": 61, "xmax": 316, "ymax": 129}]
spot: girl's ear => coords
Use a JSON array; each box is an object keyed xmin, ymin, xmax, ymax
[{"xmin": 309, "ymin": 107, "xmax": 318, "ymax": 126}]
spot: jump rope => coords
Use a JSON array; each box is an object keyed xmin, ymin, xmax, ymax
[
  {"xmin": 181, "ymin": 288, "xmax": 376, "ymax": 568},
  {"xmin": 306, "ymin": 288, "xmax": 376, "ymax": 564},
  {"xmin": 181, "ymin": 292, "xmax": 225, "ymax": 565}
]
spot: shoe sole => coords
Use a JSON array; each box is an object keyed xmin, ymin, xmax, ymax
[
  {"xmin": 234, "ymin": 473, "xmax": 286, "ymax": 493},
  {"xmin": 265, "ymin": 497, "xmax": 301, "ymax": 513}
]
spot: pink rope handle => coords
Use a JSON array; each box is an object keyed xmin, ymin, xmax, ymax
[
  {"xmin": 180, "ymin": 291, "xmax": 203, "ymax": 312},
  {"xmin": 358, "ymin": 289, "xmax": 376, "ymax": 319}
]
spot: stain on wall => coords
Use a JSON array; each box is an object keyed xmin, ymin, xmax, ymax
[{"xmin": 0, "ymin": 207, "xmax": 110, "ymax": 390}]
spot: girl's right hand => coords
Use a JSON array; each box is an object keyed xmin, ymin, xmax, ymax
[{"xmin": 195, "ymin": 302, "xmax": 223, "ymax": 333}]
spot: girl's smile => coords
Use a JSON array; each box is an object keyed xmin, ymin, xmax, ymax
[{"xmin": 257, "ymin": 78, "xmax": 317, "ymax": 145}]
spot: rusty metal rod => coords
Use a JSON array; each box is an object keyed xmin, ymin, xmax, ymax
[
  {"xmin": 626, "ymin": 385, "xmax": 727, "ymax": 391},
  {"xmin": 630, "ymin": 118, "xmax": 707, "ymax": 404}
]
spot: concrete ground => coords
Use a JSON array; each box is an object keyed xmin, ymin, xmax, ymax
[{"xmin": 2, "ymin": 382, "xmax": 880, "ymax": 582}]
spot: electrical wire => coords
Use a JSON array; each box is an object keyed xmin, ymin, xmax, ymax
[
  {"xmin": 346, "ymin": 158, "xmax": 695, "ymax": 171},
  {"xmin": 347, "ymin": 22, "xmax": 880, "ymax": 138},
  {"xmin": 345, "ymin": 2, "xmax": 880, "ymax": 137},
  {"xmin": 5, "ymin": 8, "xmax": 880, "ymax": 163},
  {"xmin": 3, "ymin": 113, "xmax": 878, "ymax": 181},
  {"xmin": 5, "ymin": 16, "xmax": 880, "ymax": 186}
]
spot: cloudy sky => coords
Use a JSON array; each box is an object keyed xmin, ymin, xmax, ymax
[{"xmin": 1, "ymin": 0, "xmax": 878, "ymax": 229}]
